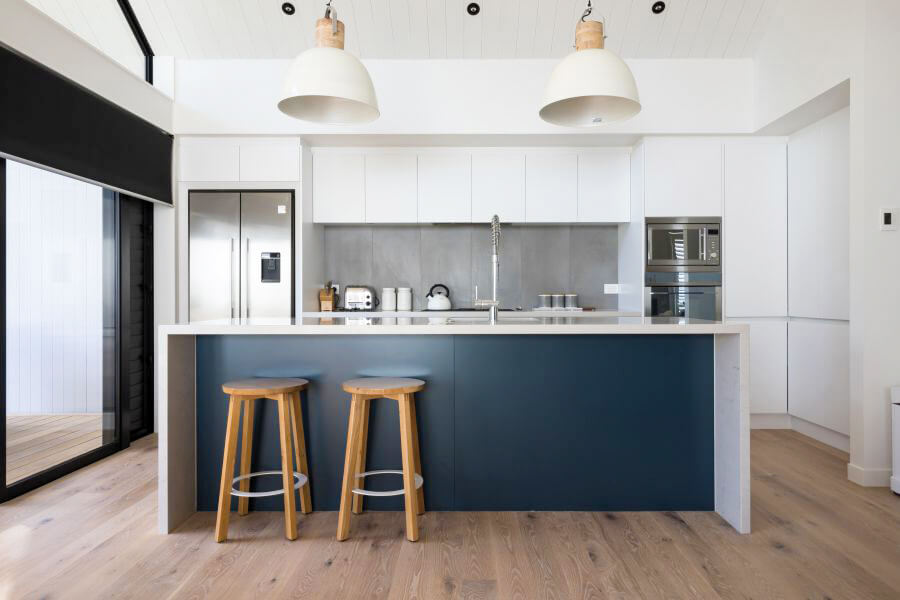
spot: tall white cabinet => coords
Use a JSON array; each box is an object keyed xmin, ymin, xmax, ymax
[{"xmin": 723, "ymin": 141, "xmax": 788, "ymax": 415}]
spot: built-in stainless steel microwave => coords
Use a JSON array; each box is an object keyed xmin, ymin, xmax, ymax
[{"xmin": 646, "ymin": 217, "xmax": 721, "ymax": 271}]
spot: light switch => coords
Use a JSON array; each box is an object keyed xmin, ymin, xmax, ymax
[
  {"xmin": 604, "ymin": 284, "xmax": 620, "ymax": 295},
  {"xmin": 881, "ymin": 208, "xmax": 897, "ymax": 231}
]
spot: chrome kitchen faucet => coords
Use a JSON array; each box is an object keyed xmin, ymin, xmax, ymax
[{"xmin": 474, "ymin": 215, "xmax": 501, "ymax": 324}]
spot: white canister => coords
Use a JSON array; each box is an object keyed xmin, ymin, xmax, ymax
[
  {"xmin": 397, "ymin": 287, "xmax": 412, "ymax": 311},
  {"xmin": 382, "ymin": 287, "xmax": 396, "ymax": 311}
]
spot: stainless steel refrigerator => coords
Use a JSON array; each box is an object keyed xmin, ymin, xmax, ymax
[{"xmin": 189, "ymin": 191, "xmax": 293, "ymax": 321}]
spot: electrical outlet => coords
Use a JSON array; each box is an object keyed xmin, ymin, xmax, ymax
[
  {"xmin": 881, "ymin": 208, "xmax": 897, "ymax": 231},
  {"xmin": 330, "ymin": 283, "xmax": 340, "ymax": 295}
]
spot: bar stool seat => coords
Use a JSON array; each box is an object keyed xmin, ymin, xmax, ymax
[
  {"xmin": 215, "ymin": 378, "xmax": 312, "ymax": 543},
  {"xmin": 337, "ymin": 377, "xmax": 425, "ymax": 542}
]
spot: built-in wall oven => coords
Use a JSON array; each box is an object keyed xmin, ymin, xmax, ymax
[{"xmin": 645, "ymin": 217, "xmax": 722, "ymax": 321}]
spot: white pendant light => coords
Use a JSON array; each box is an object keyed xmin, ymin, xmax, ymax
[
  {"xmin": 278, "ymin": 2, "xmax": 379, "ymax": 124},
  {"xmin": 539, "ymin": 2, "xmax": 640, "ymax": 127}
]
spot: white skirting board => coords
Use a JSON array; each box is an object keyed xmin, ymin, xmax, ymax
[{"xmin": 751, "ymin": 413, "xmax": 850, "ymax": 453}]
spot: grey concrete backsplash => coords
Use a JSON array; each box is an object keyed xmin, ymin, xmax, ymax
[{"xmin": 324, "ymin": 225, "xmax": 618, "ymax": 310}]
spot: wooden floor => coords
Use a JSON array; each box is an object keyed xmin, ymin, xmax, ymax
[
  {"xmin": 5, "ymin": 414, "xmax": 103, "ymax": 484},
  {"xmin": 1, "ymin": 430, "xmax": 899, "ymax": 599}
]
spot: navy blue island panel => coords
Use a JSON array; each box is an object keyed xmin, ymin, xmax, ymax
[{"xmin": 195, "ymin": 334, "xmax": 714, "ymax": 512}]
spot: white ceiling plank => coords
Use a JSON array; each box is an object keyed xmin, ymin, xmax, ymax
[
  {"xmin": 388, "ymin": 0, "xmax": 411, "ymax": 58},
  {"xmin": 723, "ymin": 0, "xmax": 761, "ymax": 58},
  {"xmin": 370, "ymin": 0, "xmax": 396, "ymax": 58},
  {"xmin": 130, "ymin": 0, "xmax": 186, "ymax": 57},
  {"xmin": 425, "ymin": 0, "xmax": 447, "ymax": 58},
  {"xmin": 461, "ymin": 0, "xmax": 483, "ymax": 57},
  {"xmin": 93, "ymin": 0, "xmax": 145, "ymax": 61},
  {"xmin": 605, "ymin": 0, "xmax": 635, "ymax": 56},
  {"xmin": 52, "ymin": 0, "xmax": 100, "ymax": 47},
  {"xmin": 482, "ymin": 0, "xmax": 519, "ymax": 59},
  {"xmin": 513, "ymin": 0, "xmax": 538, "ymax": 58},
  {"xmin": 407, "ymin": 0, "xmax": 431, "ymax": 58},
  {"xmin": 624, "ymin": 0, "xmax": 666, "ymax": 58},
  {"xmin": 531, "ymin": 0, "xmax": 557, "ymax": 58},
  {"xmin": 445, "ymin": 0, "xmax": 465, "ymax": 57},
  {"xmin": 671, "ymin": 0, "xmax": 708, "ymax": 57},
  {"xmin": 351, "ymin": 0, "xmax": 378, "ymax": 57},
  {"xmin": 203, "ymin": 0, "xmax": 254, "ymax": 58},
  {"xmin": 161, "ymin": 0, "xmax": 209, "ymax": 57},
  {"xmin": 706, "ymin": 0, "xmax": 745, "ymax": 58},
  {"xmin": 551, "ymin": 0, "xmax": 579, "ymax": 58},
  {"xmin": 689, "ymin": 0, "xmax": 726, "ymax": 57},
  {"xmin": 292, "ymin": 0, "xmax": 324, "ymax": 57},
  {"xmin": 654, "ymin": 0, "xmax": 690, "ymax": 57},
  {"xmin": 741, "ymin": 0, "xmax": 774, "ymax": 56}
]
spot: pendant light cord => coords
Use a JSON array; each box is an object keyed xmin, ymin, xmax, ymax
[{"xmin": 324, "ymin": 0, "xmax": 338, "ymax": 34}]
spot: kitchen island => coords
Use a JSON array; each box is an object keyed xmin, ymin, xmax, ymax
[{"xmin": 158, "ymin": 317, "xmax": 749, "ymax": 535}]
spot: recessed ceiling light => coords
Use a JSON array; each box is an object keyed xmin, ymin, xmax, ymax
[
  {"xmin": 282, "ymin": 2, "xmax": 296, "ymax": 16},
  {"xmin": 467, "ymin": 3, "xmax": 480, "ymax": 16},
  {"xmin": 651, "ymin": 1, "xmax": 666, "ymax": 14}
]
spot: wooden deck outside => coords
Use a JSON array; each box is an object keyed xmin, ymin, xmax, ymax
[{"xmin": 5, "ymin": 414, "xmax": 103, "ymax": 484}]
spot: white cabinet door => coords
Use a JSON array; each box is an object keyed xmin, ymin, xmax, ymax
[
  {"xmin": 788, "ymin": 319, "xmax": 850, "ymax": 434},
  {"xmin": 644, "ymin": 138, "xmax": 722, "ymax": 217},
  {"xmin": 418, "ymin": 153, "xmax": 471, "ymax": 222},
  {"xmin": 731, "ymin": 319, "xmax": 787, "ymax": 414},
  {"xmin": 365, "ymin": 153, "xmax": 417, "ymax": 223},
  {"xmin": 526, "ymin": 152, "xmax": 577, "ymax": 222},
  {"xmin": 179, "ymin": 138, "xmax": 239, "ymax": 182},
  {"xmin": 724, "ymin": 142, "xmax": 787, "ymax": 317},
  {"xmin": 312, "ymin": 152, "xmax": 365, "ymax": 223},
  {"xmin": 471, "ymin": 151, "xmax": 525, "ymax": 222},
  {"xmin": 577, "ymin": 149, "xmax": 631, "ymax": 222},
  {"xmin": 239, "ymin": 142, "xmax": 300, "ymax": 181},
  {"xmin": 788, "ymin": 108, "xmax": 850, "ymax": 320}
]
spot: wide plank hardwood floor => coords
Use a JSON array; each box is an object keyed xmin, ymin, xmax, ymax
[
  {"xmin": 5, "ymin": 414, "xmax": 103, "ymax": 484},
  {"xmin": 1, "ymin": 430, "xmax": 899, "ymax": 599}
]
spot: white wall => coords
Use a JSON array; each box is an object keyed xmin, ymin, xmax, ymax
[
  {"xmin": 173, "ymin": 58, "xmax": 753, "ymax": 136},
  {"xmin": 5, "ymin": 161, "xmax": 104, "ymax": 414},
  {"xmin": 0, "ymin": 0, "xmax": 172, "ymax": 132},
  {"xmin": 617, "ymin": 142, "xmax": 644, "ymax": 313}
]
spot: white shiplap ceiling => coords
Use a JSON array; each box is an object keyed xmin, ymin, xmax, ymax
[{"xmin": 27, "ymin": 0, "xmax": 776, "ymax": 63}]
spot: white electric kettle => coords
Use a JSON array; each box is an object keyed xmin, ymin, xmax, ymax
[{"xmin": 425, "ymin": 284, "xmax": 452, "ymax": 310}]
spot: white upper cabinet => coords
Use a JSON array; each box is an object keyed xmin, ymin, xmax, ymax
[
  {"xmin": 418, "ymin": 153, "xmax": 471, "ymax": 223},
  {"xmin": 788, "ymin": 108, "xmax": 850, "ymax": 321},
  {"xmin": 471, "ymin": 152, "xmax": 525, "ymax": 223},
  {"xmin": 724, "ymin": 142, "xmax": 787, "ymax": 318},
  {"xmin": 312, "ymin": 151, "xmax": 365, "ymax": 223},
  {"xmin": 365, "ymin": 153, "xmax": 417, "ymax": 223},
  {"xmin": 526, "ymin": 152, "xmax": 577, "ymax": 222},
  {"xmin": 179, "ymin": 138, "xmax": 240, "ymax": 182},
  {"xmin": 577, "ymin": 149, "xmax": 631, "ymax": 223},
  {"xmin": 644, "ymin": 138, "xmax": 723, "ymax": 217},
  {"xmin": 239, "ymin": 142, "xmax": 300, "ymax": 182}
]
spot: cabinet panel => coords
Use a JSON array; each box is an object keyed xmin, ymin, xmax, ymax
[
  {"xmin": 577, "ymin": 149, "xmax": 631, "ymax": 223},
  {"xmin": 724, "ymin": 143, "xmax": 787, "ymax": 317},
  {"xmin": 788, "ymin": 319, "xmax": 849, "ymax": 434},
  {"xmin": 365, "ymin": 152, "xmax": 417, "ymax": 223},
  {"xmin": 644, "ymin": 139, "xmax": 722, "ymax": 217},
  {"xmin": 239, "ymin": 142, "xmax": 300, "ymax": 182},
  {"xmin": 471, "ymin": 151, "xmax": 525, "ymax": 222},
  {"xmin": 731, "ymin": 319, "xmax": 787, "ymax": 414},
  {"xmin": 418, "ymin": 153, "xmax": 471, "ymax": 222},
  {"xmin": 788, "ymin": 108, "xmax": 849, "ymax": 320},
  {"xmin": 312, "ymin": 152, "xmax": 365, "ymax": 223},
  {"xmin": 179, "ymin": 138, "xmax": 239, "ymax": 182},
  {"xmin": 526, "ymin": 152, "xmax": 577, "ymax": 222}
]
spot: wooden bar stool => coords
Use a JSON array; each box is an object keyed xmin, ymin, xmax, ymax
[
  {"xmin": 215, "ymin": 378, "xmax": 312, "ymax": 543},
  {"xmin": 337, "ymin": 377, "xmax": 425, "ymax": 542}
]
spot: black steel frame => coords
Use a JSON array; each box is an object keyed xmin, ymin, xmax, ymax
[{"xmin": 116, "ymin": 0, "xmax": 154, "ymax": 84}]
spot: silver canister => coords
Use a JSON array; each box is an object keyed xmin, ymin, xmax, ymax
[
  {"xmin": 538, "ymin": 294, "xmax": 552, "ymax": 309},
  {"xmin": 551, "ymin": 293, "xmax": 565, "ymax": 309},
  {"xmin": 565, "ymin": 293, "xmax": 578, "ymax": 308}
]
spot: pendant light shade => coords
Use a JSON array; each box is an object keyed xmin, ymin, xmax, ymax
[
  {"xmin": 539, "ymin": 20, "xmax": 640, "ymax": 127},
  {"xmin": 278, "ymin": 11, "xmax": 379, "ymax": 124}
]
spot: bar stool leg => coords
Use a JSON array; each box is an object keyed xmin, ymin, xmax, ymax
[
  {"xmin": 408, "ymin": 394, "xmax": 425, "ymax": 515},
  {"xmin": 337, "ymin": 395, "xmax": 364, "ymax": 541},
  {"xmin": 398, "ymin": 394, "xmax": 420, "ymax": 542},
  {"xmin": 351, "ymin": 397, "xmax": 371, "ymax": 515},
  {"xmin": 276, "ymin": 394, "xmax": 298, "ymax": 541},
  {"xmin": 215, "ymin": 396, "xmax": 242, "ymax": 543},
  {"xmin": 289, "ymin": 391, "xmax": 312, "ymax": 514},
  {"xmin": 238, "ymin": 398, "xmax": 255, "ymax": 516}
]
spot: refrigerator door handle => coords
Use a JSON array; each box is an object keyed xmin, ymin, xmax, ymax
[
  {"xmin": 230, "ymin": 238, "xmax": 235, "ymax": 318},
  {"xmin": 245, "ymin": 237, "xmax": 251, "ymax": 318}
]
